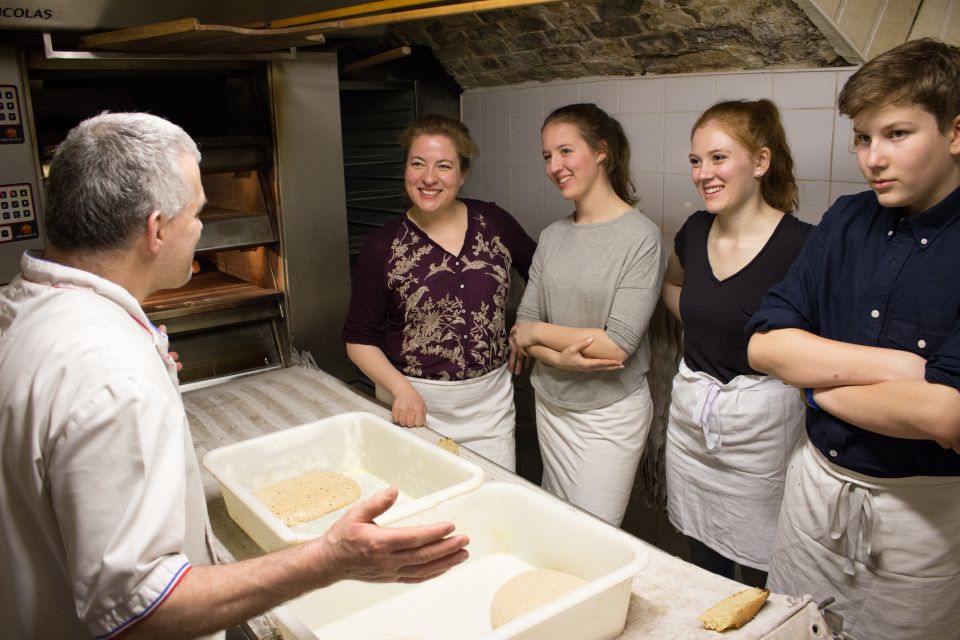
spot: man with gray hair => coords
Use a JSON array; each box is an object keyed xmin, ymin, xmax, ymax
[{"xmin": 0, "ymin": 112, "xmax": 468, "ymax": 639}]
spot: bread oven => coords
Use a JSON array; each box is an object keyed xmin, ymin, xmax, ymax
[
  {"xmin": 25, "ymin": 62, "xmax": 285, "ymax": 382},
  {"xmin": 0, "ymin": 35, "xmax": 353, "ymax": 384}
]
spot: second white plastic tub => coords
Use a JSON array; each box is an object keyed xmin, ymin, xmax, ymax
[
  {"xmin": 272, "ymin": 482, "xmax": 650, "ymax": 640},
  {"xmin": 202, "ymin": 411, "xmax": 485, "ymax": 552}
]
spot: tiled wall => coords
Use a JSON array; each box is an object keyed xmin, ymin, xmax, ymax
[{"xmin": 459, "ymin": 67, "xmax": 869, "ymax": 248}]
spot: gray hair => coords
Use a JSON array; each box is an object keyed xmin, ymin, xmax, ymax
[{"xmin": 45, "ymin": 112, "xmax": 201, "ymax": 251}]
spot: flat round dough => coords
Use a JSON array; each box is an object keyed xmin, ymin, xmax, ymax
[
  {"xmin": 490, "ymin": 568, "xmax": 588, "ymax": 629},
  {"xmin": 254, "ymin": 470, "xmax": 361, "ymax": 526}
]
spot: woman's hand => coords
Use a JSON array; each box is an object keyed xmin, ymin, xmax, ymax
[
  {"xmin": 507, "ymin": 342, "xmax": 531, "ymax": 375},
  {"xmin": 555, "ymin": 337, "xmax": 624, "ymax": 372},
  {"xmin": 508, "ymin": 323, "xmax": 534, "ymax": 374},
  {"xmin": 510, "ymin": 322, "xmax": 538, "ymax": 350},
  {"xmin": 392, "ymin": 385, "xmax": 427, "ymax": 428}
]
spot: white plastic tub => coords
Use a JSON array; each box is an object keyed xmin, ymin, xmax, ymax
[
  {"xmin": 272, "ymin": 482, "xmax": 650, "ymax": 640},
  {"xmin": 202, "ymin": 411, "xmax": 485, "ymax": 552}
]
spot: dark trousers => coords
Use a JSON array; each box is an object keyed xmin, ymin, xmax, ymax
[{"xmin": 686, "ymin": 535, "xmax": 768, "ymax": 588}]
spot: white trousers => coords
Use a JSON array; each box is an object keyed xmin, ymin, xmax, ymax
[
  {"xmin": 535, "ymin": 382, "xmax": 652, "ymax": 526},
  {"xmin": 769, "ymin": 440, "xmax": 960, "ymax": 640},
  {"xmin": 378, "ymin": 364, "xmax": 517, "ymax": 471},
  {"xmin": 665, "ymin": 360, "xmax": 804, "ymax": 569}
]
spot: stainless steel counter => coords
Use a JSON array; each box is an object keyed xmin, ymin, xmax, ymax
[{"xmin": 183, "ymin": 366, "xmax": 825, "ymax": 640}]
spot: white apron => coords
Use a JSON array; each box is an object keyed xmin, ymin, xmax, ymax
[
  {"xmin": 378, "ymin": 363, "xmax": 517, "ymax": 471},
  {"xmin": 665, "ymin": 359, "xmax": 805, "ymax": 570},
  {"xmin": 769, "ymin": 439, "xmax": 960, "ymax": 640},
  {"xmin": 535, "ymin": 381, "xmax": 652, "ymax": 526}
]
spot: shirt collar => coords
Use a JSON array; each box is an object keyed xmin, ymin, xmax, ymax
[
  {"xmin": 19, "ymin": 250, "xmax": 158, "ymax": 336},
  {"xmin": 886, "ymin": 184, "xmax": 960, "ymax": 247}
]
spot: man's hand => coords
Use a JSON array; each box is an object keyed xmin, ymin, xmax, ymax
[
  {"xmin": 555, "ymin": 337, "xmax": 624, "ymax": 372},
  {"xmin": 391, "ymin": 386, "xmax": 426, "ymax": 428},
  {"xmin": 322, "ymin": 487, "xmax": 470, "ymax": 583},
  {"xmin": 158, "ymin": 324, "xmax": 183, "ymax": 372}
]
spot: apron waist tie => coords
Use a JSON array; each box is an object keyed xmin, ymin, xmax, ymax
[
  {"xmin": 828, "ymin": 480, "xmax": 881, "ymax": 576},
  {"xmin": 694, "ymin": 381, "xmax": 722, "ymax": 450}
]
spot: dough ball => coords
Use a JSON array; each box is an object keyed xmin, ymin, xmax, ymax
[
  {"xmin": 254, "ymin": 470, "xmax": 361, "ymax": 526},
  {"xmin": 490, "ymin": 568, "xmax": 587, "ymax": 629}
]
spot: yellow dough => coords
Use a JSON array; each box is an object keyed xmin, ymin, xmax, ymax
[
  {"xmin": 437, "ymin": 437, "xmax": 460, "ymax": 455},
  {"xmin": 698, "ymin": 587, "xmax": 769, "ymax": 631},
  {"xmin": 253, "ymin": 470, "xmax": 361, "ymax": 526},
  {"xmin": 490, "ymin": 568, "xmax": 588, "ymax": 629}
]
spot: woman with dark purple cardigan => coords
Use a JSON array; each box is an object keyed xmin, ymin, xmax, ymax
[{"xmin": 343, "ymin": 114, "xmax": 535, "ymax": 471}]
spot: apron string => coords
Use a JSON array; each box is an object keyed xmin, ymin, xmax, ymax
[{"xmin": 828, "ymin": 480, "xmax": 881, "ymax": 576}]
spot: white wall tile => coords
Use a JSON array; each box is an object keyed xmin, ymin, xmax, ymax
[
  {"xmin": 620, "ymin": 77, "xmax": 665, "ymax": 114},
  {"xmin": 834, "ymin": 68, "xmax": 857, "ymax": 100},
  {"xmin": 480, "ymin": 117, "xmax": 510, "ymax": 167},
  {"xmin": 463, "ymin": 118, "xmax": 482, "ymax": 164},
  {"xmin": 662, "ymin": 232, "xmax": 676, "ymax": 255},
  {"xmin": 773, "ymin": 71, "xmax": 837, "ymax": 109},
  {"xmin": 544, "ymin": 83, "xmax": 580, "ymax": 114},
  {"xmin": 511, "ymin": 87, "xmax": 544, "ymax": 118},
  {"xmin": 543, "ymin": 176, "xmax": 574, "ymax": 222},
  {"xmin": 634, "ymin": 172, "xmax": 664, "ymax": 230},
  {"xmin": 665, "ymin": 75, "xmax": 716, "ymax": 113},
  {"xmin": 796, "ymin": 180, "xmax": 831, "ymax": 225},
  {"xmin": 461, "ymin": 165, "xmax": 483, "ymax": 199},
  {"xmin": 481, "ymin": 91, "xmax": 511, "ymax": 119},
  {"xmin": 663, "ymin": 173, "xmax": 701, "ymax": 234},
  {"xmin": 510, "ymin": 167, "xmax": 544, "ymax": 222},
  {"xmin": 781, "ymin": 109, "xmax": 834, "ymax": 181},
  {"xmin": 831, "ymin": 113, "xmax": 863, "ymax": 183},
  {"xmin": 716, "ymin": 73, "xmax": 772, "ymax": 101},
  {"xmin": 510, "ymin": 117, "xmax": 544, "ymax": 168},
  {"xmin": 482, "ymin": 165, "xmax": 512, "ymax": 211},
  {"xmin": 621, "ymin": 113, "xmax": 664, "ymax": 174},
  {"xmin": 830, "ymin": 181, "xmax": 868, "ymax": 203},
  {"xmin": 461, "ymin": 92, "xmax": 482, "ymax": 121},
  {"xmin": 580, "ymin": 80, "xmax": 621, "ymax": 114},
  {"xmin": 515, "ymin": 214, "xmax": 547, "ymax": 240},
  {"xmin": 664, "ymin": 112, "xmax": 698, "ymax": 174}
]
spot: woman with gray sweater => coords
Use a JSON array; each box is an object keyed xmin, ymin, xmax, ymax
[{"xmin": 510, "ymin": 103, "xmax": 665, "ymax": 526}]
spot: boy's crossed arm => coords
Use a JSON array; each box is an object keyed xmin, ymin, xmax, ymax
[{"xmin": 749, "ymin": 328, "xmax": 960, "ymax": 450}]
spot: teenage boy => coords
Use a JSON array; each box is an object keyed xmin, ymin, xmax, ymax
[{"xmin": 746, "ymin": 38, "xmax": 960, "ymax": 640}]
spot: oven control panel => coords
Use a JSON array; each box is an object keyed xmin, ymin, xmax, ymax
[
  {"xmin": 0, "ymin": 84, "xmax": 24, "ymax": 144},
  {"xmin": 0, "ymin": 182, "xmax": 38, "ymax": 243},
  {"xmin": 0, "ymin": 47, "xmax": 44, "ymax": 284}
]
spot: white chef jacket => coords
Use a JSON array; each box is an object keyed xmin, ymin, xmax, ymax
[{"xmin": 0, "ymin": 252, "xmax": 215, "ymax": 639}]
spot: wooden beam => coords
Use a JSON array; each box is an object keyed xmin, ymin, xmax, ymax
[
  {"xmin": 250, "ymin": 0, "xmax": 448, "ymax": 29},
  {"xmin": 342, "ymin": 46, "xmax": 413, "ymax": 73},
  {"xmin": 295, "ymin": 0, "xmax": 567, "ymax": 34}
]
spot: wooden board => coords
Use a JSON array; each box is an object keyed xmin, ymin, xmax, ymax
[{"xmin": 80, "ymin": 18, "xmax": 326, "ymax": 54}]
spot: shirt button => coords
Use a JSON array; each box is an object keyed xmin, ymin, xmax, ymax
[
  {"xmin": 460, "ymin": 284, "xmax": 465, "ymax": 289},
  {"xmin": 918, "ymin": 339, "xmax": 927, "ymax": 349},
  {"xmin": 887, "ymin": 230, "xmax": 893, "ymax": 236},
  {"xmin": 920, "ymin": 238, "xmax": 928, "ymax": 245},
  {"xmin": 870, "ymin": 309, "xmax": 880, "ymax": 318},
  {"xmin": 829, "ymin": 449, "xmax": 838, "ymax": 458}
]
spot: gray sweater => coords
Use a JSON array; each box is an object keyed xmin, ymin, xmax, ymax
[{"xmin": 516, "ymin": 208, "xmax": 665, "ymax": 410}]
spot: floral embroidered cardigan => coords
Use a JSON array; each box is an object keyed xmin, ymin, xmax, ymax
[{"xmin": 343, "ymin": 199, "xmax": 536, "ymax": 381}]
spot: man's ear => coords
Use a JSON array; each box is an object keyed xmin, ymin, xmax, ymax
[
  {"xmin": 145, "ymin": 210, "xmax": 165, "ymax": 254},
  {"xmin": 948, "ymin": 114, "xmax": 960, "ymax": 156}
]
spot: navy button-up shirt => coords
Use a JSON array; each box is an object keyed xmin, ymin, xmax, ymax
[{"xmin": 747, "ymin": 187, "xmax": 960, "ymax": 477}]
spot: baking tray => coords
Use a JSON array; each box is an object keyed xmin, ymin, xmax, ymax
[
  {"xmin": 272, "ymin": 482, "xmax": 650, "ymax": 640},
  {"xmin": 202, "ymin": 411, "xmax": 485, "ymax": 552}
]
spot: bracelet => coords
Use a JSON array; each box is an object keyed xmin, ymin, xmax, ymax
[{"xmin": 803, "ymin": 387, "xmax": 821, "ymax": 412}]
